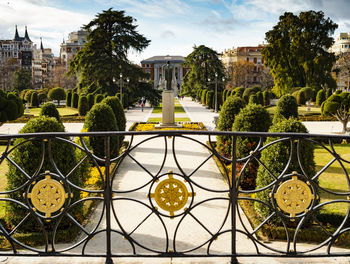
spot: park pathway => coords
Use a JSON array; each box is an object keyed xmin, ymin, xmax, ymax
[{"xmin": 2, "ymin": 98, "xmax": 350, "ymax": 264}]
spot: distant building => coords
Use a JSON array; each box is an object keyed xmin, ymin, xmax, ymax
[
  {"xmin": 59, "ymin": 30, "xmax": 88, "ymax": 67},
  {"xmin": 221, "ymin": 45, "xmax": 266, "ymax": 87},
  {"xmin": 140, "ymin": 55, "xmax": 188, "ymax": 95},
  {"xmin": 330, "ymin": 33, "xmax": 350, "ymax": 55},
  {"xmin": 32, "ymin": 38, "xmax": 55, "ymax": 88},
  {"xmin": 0, "ymin": 25, "xmax": 33, "ymax": 69}
]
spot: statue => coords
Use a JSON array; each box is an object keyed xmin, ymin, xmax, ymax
[{"xmin": 163, "ymin": 61, "xmax": 174, "ymax": 91}]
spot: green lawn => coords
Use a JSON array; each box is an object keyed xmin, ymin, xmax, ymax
[
  {"xmin": 148, "ymin": 117, "xmax": 191, "ymax": 122},
  {"xmin": 152, "ymin": 99, "xmax": 186, "ymax": 114},
  {"xmin": 0, "ymin": 146, "xmax": 8, "ymax": 218},
  {"xmin": 314, "ymin": 143, "xmax": 350, "ymax": 215},
  {"xmin": 266, "ymin": 105, "xmax": 321, "ymax": 115},
  {"xmin": 25, "ymin": 107, "xmax": 78, "ymax": 117}
]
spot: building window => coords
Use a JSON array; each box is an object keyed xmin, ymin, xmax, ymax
[
  {"xmin": 13, "ymin": 52, "xmax": 18, "ymax": 58},
  {"xmin": 345, "ymin": 45, "xmax": 348, "ymax": 48},
  {"xmin": 246, "ymin": 57, "xmax": 249, "ymax": 62},
  {"xmin": 253, "ymin": 58, "xmax": 257, "ymax": 63}
]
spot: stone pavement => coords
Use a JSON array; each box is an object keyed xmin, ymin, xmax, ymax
[{"xmin": 1, "ymin": 98, "xmax": 350, "ymax": 264}]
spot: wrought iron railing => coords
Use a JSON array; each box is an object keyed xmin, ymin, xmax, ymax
[{"xmin": 0, "ymin": 131, "xmax": 349, "ymax": 264}]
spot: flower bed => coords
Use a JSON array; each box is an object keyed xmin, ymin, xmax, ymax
[{"xmin": 129, "ymin": 122, "xmax": 207, "ymax": 131}]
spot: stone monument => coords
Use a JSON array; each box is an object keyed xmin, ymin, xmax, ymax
[{"xmin": 156, "ymin": 61, "xmax": 182, "ymax": 128}]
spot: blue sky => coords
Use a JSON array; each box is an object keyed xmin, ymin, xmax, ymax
[{"xmin": 0, "ymin": 0, "xmax": 350, "ymax": 64}]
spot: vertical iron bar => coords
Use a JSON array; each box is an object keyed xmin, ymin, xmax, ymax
[
  {"xmin": 104, "ymin": 136, "xmax": 113, "ymax": 264},
  {"xmin": 231, "ymin": 136, "xmax": 238, "ymax": 264}
]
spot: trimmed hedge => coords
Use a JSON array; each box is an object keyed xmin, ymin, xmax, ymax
[
  {"xmin": 101, "ymin": 96, "xmax": 126, "ymax": 133},
  {"xmin": 206, "ymin": 90, "xmax": 214, "ymax": 109},
  {"xmin": 263, "ymin": 91, "xmax": 270, "ymax": 106},
  {"xmin": 254, "ymin": 118, "xmax": 315, "ymax": 222},
  {"xmin": 71, "ymin": 92, "xmax": 79, "ymax": 108},
  {"xmin": 78, "ymin": 95, "xmax": 89, "ymax": 116},
  {"xmin": 5, "ymin": 116, "xmax": 83, "ymax": 231},
  {"xmin": 84, "ymin": 103, "xmax": 119, "ymax": 159},
  {"xmin": 48, "ymin": 87, "xmax": 66, "ymax": 106},
  {"xmin": 66, "ymin": 90, "xmax": 72, "ymax": 107},
  {"xmin": 94, "ymin": 94, "xmax": 104, "ymax": 105},
  {"xmin": 232, "ymin": 104, "xmax": 272, "ymax": 190},
  {"xmin": 31, "ymin": 91, "xmax": 39, "ymax": 107},
  {"xmin": 273, "ymin": 95, "xmax": 298, "ymax": 123},
  {"xmin": 316, "ymin": 89, "xmax": 326, "ymax": 106},
  {"xmin": 216, "ymin": 96, "xmax": 245, "ymax": 157},
  {"xmin": 87, "ymin": 93, "xmax": 94, "ymax": 110},
  {"xmin": 40, "ymin": 102, "xmax": 61, "ymax": 122}
]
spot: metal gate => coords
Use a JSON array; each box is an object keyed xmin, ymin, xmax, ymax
[{"xmin": 0, "ymin": 131, "xmax": 350, "ymax": 263}]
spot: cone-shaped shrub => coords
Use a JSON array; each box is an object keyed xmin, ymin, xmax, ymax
[
  {"xmin": 78, "ymin": 95, "xmax": 89, "ymax": 116},
  {"xmin": 273, "ymin": 95, "xmax": 298, "ymax": 123},
  {"xmin": 40, "ymin": 102, "xmax": 60, "ymax": 122}
]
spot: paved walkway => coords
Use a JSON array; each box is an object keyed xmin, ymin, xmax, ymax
[{"xmin": 2, "ymin": 98, "xmax": 350, "ymax": 264}]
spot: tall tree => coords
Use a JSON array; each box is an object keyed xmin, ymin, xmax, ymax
[
  {"xmin": 262, "ymin": 11, "xmax": 338, "ymax": 96},
  {"xmin": 69, "ymin": 8, "xmax": 150, "ymax": 95},
  {"xmin": 11, "ymin": 68, "xmax": 32, "ymax": 92},
  {"xmin": 182, "ymin": 45, "xmax": 225, "ymax": 97}
]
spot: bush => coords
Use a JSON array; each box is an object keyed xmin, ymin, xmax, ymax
[
  {"xmin": 78, "ymin": 95, "xmax": 89, "ymax": 116},
  {"xmin": 249, "ymin": 94, "xmax": 259, "ymax": 105},
  {"xmin": 254, "ymin": 118, "xmax": 315, "ymax": 221},
  {"xmin": 262, "ymin": 91, "xmax": 270, "ymax": 106},
  {"xmin": 296, "ymin": 89, "xmax": 306, "ymax": 105},
  {"xmin": 243, "ymin": 88, "xmax": 255, "ymax": 103},
  {"xmin": 101, "ymin": 96, "xmax": 126, "ymax": 133},
  {"xmin": 302, "ymin": 87, "xmax": 313, "ymax": 101},
  {"xmin": 24, "ymin": 90, "xmax": 35, "ymax": 103},
  {"xmin": 316, "ymin": 89, "xmax": 326, "ymax": 106},
  {"xmin": 206, "ymin": 90, "xmax": 214, "ymax": 109},
  {"xmin": 4, "ymin": 100, "xmax": 18, "ymax": 121},
  {"xmin": 201, "ymin": 90, "xmax": 208, "ymax": 105},
  {"xmin": 222, "ymin": 90, "xmax": 228, "ymax": 102},
  {"xmin": 40, "ymin": 102, "xmax": 61, "ymax": 122},
  {"xmin": 30, "ymin": 91, "xmax": 39, "ymax": 107},
  {"xmin": 216, "ymin": 96, "xmax": 245, "ymax": 157},
  {"xmin": 273, "ymin": 95, "xmax": 298, "ymax": 123},
  {"xmin": 87, "ymin": 93, "xmax": 94, "ymax": 110},
  {"xmin": 233, "ymin": 87, "xmax": 244, "ymax": 98},
  {"xmin": 71, "ymin": 92, "xmax": 79, "ymax": 108},
  {"xmin": 256, "ymin": 91, "xmax": 263, "ymax": 105},
  {"xmin": 232, "ymin": 104, "xmax": 272, "ymax": 190},
  {"xmin": 7, "ymin": 92, "xmax": 24, "ymax": 119},
  {"xmin": 48, "ymin": 87, "xmax": 66, "ymax": 106},
  {"xmin": 326, "ymin": 88, "xmax": 333, "ymax": 98},
  {"xmin": 94, "ymin": 94, "xmax": 104, "ymax": 105},
  {"xmin": 38, "ymin": 92, "xmax": 47, "ymax": 104},
  {"xmin": 5, "ymin": 116, "xmax": 83, "ymax": 231},
  {"xmin": 66, "ymin": 90, "xmax": 72, "ymax": 107},
  {"xmin": 84, "ymin": 103, "xmax": 119, "ymax": 159}
]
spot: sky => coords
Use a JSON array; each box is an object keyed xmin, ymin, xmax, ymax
[{"xmin": 0, "ymin": 0, "xmax": 350, "ymax": 64}]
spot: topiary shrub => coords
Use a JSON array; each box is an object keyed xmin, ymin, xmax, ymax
[
  {"xmin": 222, "ymin": 90, "xmax": 228, "ymax": 102},
  {"xmin": 234, "ymin": 87, "xmax": 245, "ymax": 97},
  {"xmin": 87, "ymin": 93, "xmax": 94, "ymax": 110},
  {"xmin": 94, "ymin": 94, "xmax": 104, "ymax": 105},
  {"xmin": 233, "ymin": 104, "xmax": 272, "ymax": 190},
  {"xmin": 24, "ymin": 90, "xmax": 35, "ymax": 103},
  {"xmin": 66, "ymin": 90, "xmax": 72, "ymax": 107},
  {"xmin": 206, "ymin": 90, "xmax": 214, "ymax": 109},
  {"xmin": 5, "ymin": 116, "xmax": 83, "ymax": 232},
  {"xmin": 101, "ymin": 96, "xmax": 126, "ymax": 133},
  {"xmin": 7, "ymin": 92, "xmax": 24, "ymax": 119},
  {"xmin": 249, "ymin": 94, "xmax": 259, "ymax": 105},
  {"xmin": 40, "ymin": 102, "xmax": 61, "ymax": 122},
  {"xmin": 243, "ymin": 88, "xmax": 255, "ymax": 104},
  {"xmin": 48, "ymin": 87, "xmax": 66, "ymax": 106},
  {"xmin": 263, "ymin": 91, "xmax": 270, "ymax": 106},
  {"xmin": 38, "ymin": 92, "xmax": 47, "ymax": 104},
  {"xmin": 201, "ymin": 90, "xmax": 208, "ymax": 105},
  {"xmin": 316, "ymin": 89, "xmax": 326, "ymax": 106},
  {"xmin": 326, "ymin": 88, "xmax": 333, "ymax": 99},
  {"xmin": 78, "ymin": 95, "xmax": 89, "ymax": 116},
  {"xmin": 273, "ymin": 95, "xmax": 298, "ymax": 123},
  {"xmin": 216, "ymin": 96, "xmax": 245, "ymax": 157},
  {"xmin": 256, "ymin": 91, "xmax": 264, "ymax": 105},
  {"xmin": 254, "ymin": 118, "xmax": 315, "ymax": 221},
  {"xmin": 4, "ymin": 100, "xmax": 18, "ymax": 121},
  {"xmin": 30, "ymin": 91, "xmax": 39, "ymax": 107},
  {"xmin": 296, "ymin": 89, "xmax": 306, "ymax": 105},
  {"xmin": 302, "ymin": 87, "xmax": 313, "ymax": 101},
  {"xmin": 72, "ymin": 92, "xmax": 79, "ymax": 108},
  {"xmin": 84, "ymin": 103, "xmax": 119, "ymax": 159}
]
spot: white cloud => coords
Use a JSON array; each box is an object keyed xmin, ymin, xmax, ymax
[{"xmin": 0, "ymin": 0, "xmax": 92, "ymax": 55}]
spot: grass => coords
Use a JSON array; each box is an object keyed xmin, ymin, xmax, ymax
[
  {"xmin": 24, "ymin": 107, "xmax": 78, "ymax": 117},
  {"xmin": 265, "ymin": 105, "xmax": 321, "ymax": 115},
  {"xmin": 314, "ymin": 143, "xmax": 350, "ymax": 216},
  {"xmin": 0, "ymin": 145, "xmax": 8, "ymax": 219},
  {"xmin": 148, "ymin": 117, "xmax": 191, "ymax": 122}
]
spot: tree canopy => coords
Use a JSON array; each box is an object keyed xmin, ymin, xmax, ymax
[
  {"xmin": 262, "ymin": 11, "xmax": 338, "ymax": 96},
  {"xmin": 69, "ymin": 8, "xmax": 150, "ymax": 95},
  {"xmin": 12, "ymin": 68, "xmax": 32, "ymax": 92},
  {"xmin": 181, "ymin": 45, "xmax": 225, "ymax": 98}
]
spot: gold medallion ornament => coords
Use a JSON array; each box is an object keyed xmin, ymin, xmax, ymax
[
  {"xmin": 28, "ymin": 173, "xmax": 68, "ymax": 218},
  {"xmin": 274, "ymin": 176, "xmax": 314, "ymax": 217},
  {"xmin": 150, "ymin": 171, "xmax": 195, "ymax": 217}
]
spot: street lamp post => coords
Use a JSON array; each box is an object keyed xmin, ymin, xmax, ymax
[
  {"xmin": 208, "ymin": 73, "xmax": 225, "ymax": 113},
  {"xmin": 119, "ymin": 73, "xmax": 123, "ymax": 105}
]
